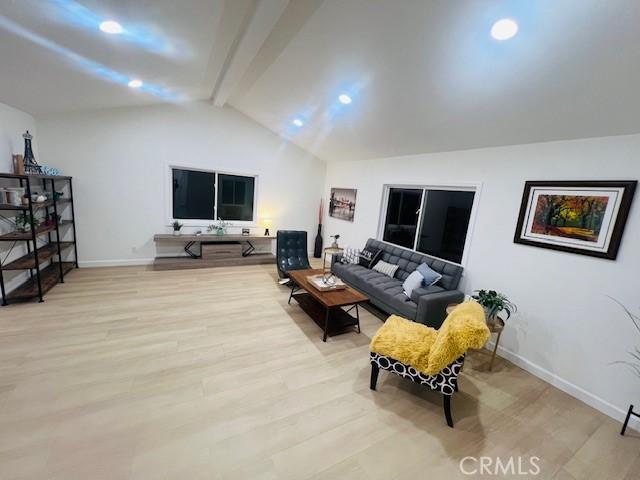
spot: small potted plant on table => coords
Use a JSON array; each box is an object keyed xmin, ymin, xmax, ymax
[
  {"xmin": 472, "ymin": 290, "xmax": 517, "ymax": 326},
  {"xmin": 172, "ymin": 220, "xmax": 183, "ymax": 236},
  {"xmin": 208, "ymin": 219, "xmax": 229, "ymax": 236}
]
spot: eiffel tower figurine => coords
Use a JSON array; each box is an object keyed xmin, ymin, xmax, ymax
[{"xmin": 23, "ymin": 130, "xmax": 42, "ymax": 175}]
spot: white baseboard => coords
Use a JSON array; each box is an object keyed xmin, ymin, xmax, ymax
[
  {"xmin": 491, "ymin": 342, "xmax": 640, "ymax": 432},
  {"xmin": 78, "ymin": 258, "xmax": 154, "ymax": 268}
]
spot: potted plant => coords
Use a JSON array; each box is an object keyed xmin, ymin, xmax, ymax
[
  {"xmin": 172, "ymin": 220, "xmax": 183, "ymax": 236},
  {"xmin": 15, "ymin": 213, "xmax": 39, "ymax": 233},
  {"xmin": 472, "ymin": 290, "xmax": 517, "ymax": 326},
  {"xmin": 207, "ymin": 218, "xmax": 229, "ymax": 236}
]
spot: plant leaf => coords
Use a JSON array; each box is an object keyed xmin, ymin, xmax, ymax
[{"xmin": 607, "ymin": 295, "xmax": 640, "ymax": 334}]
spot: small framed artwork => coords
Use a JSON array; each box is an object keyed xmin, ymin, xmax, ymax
[
  {"xmin": 514, "ymin": 181, "xmax": 637, "ymax": 260},
  {"xmin": 329, "ymin": 188, "xmax": 357, "ymax": 222}
]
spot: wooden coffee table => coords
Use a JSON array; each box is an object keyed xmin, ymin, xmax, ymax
[{"xmin": 288, "ymin": 269, "xmax": 368, "ymax": 342}]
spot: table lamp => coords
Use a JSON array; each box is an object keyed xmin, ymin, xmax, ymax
[{"xmin": 261, "ymin": 217, "xmax": 272, "ymax": 236}]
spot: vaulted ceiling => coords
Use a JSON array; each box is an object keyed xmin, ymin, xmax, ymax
[{"xmin": 1, "ymin": 0, "xmax": 640, "ymax": 161}]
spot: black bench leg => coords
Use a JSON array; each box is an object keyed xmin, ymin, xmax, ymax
[
  {"xmin": 621, "ymin": 404, "xmax": 636, "ymax": 436},
  {"xmin": 370, "ymin": 363, "xmax": 379, "ymax": 390},
  {"xmin": 444, "ymin": 395, "xmax": 454, "ymax": 428}
]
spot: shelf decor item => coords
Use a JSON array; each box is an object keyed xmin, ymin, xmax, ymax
[
  {"xmin": 172, "ymin": 220, "xmax": 183, "ymax": 235},
  {"xmin": 22, "ymin": 131, "xmax": 42, "ymax": 175},
  {"xmin": 514, "ymin": 181, "xmax": 637, "ymax": 260},
  {"xmin": 15, "ymin": 213, "xmax": 39, "ymax": 233},
  {"xmin": 207, "ymin": 219, "xmax": 228, "ymax": 236},
  {"xmin": 12, "ymin": 155, "xmax": 25, "ymax": 175}
]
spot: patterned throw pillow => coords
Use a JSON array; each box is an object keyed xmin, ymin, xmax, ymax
[
  {"xmin": 342, "ymin": 247, "xmax": 361, "ymax": 264},
  {"xmin": 372, "ymin": 260, "xmax": 399, "ymax": 278},
  {"xmin": 359, "ymin": 248, "xmax": 382, "ymax": 269}
]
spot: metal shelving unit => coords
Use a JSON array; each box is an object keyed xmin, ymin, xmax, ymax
[{"xmin": 0, "ymin": 173, "xmax": 78, "ymax": 305}]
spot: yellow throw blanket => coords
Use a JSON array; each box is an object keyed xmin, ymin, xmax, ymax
[{"xmin": 370, "ymin": 302, "xmax": 490, "ymax": 375}]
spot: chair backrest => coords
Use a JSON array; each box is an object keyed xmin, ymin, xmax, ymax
[
  {"xmin": 276, "ymin": 230, "xmax": 310, "ymax": 275},
  {"xmin": 364, "ymin": 238, "xmax": 463, "ymax": 290},
  {"xmin": 426, "ymin": 302, "xmax": 489, "ymax": 373}
]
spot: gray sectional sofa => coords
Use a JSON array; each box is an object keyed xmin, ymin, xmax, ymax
[{"xmin": 332, "ymin": 239, "xmax": 464, "ymax": 328}]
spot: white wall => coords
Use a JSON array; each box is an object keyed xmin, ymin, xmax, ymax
[
  {"xmin": 36, "ymin": 102, "xmax": 326, "ymax": 266},
  {"xmin": 323, "ymin": 134, "xmax": 640, "ymax": 425},
  {"xmin": 0, "ymin": 102, "xmax": 37, "ymax": 172},
  {"xmin": 0, "ymin": 102, "xmax": 39, "ymax": 293}
]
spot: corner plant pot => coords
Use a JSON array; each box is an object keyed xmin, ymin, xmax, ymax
[{"xmin": 173, "ymin": 230, "xmax": 181, "ymax": 236}]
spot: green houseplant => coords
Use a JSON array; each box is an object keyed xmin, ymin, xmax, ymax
[
  {"xmin": 472, "ymin": 290, "xmax": 517, "ymax": 325},
  {"xmin": 609, "ymin": 297, "xmax": 640, "ymax": 435},
  {"xmin": 207, "ymin": 219, "xmax": 229, "ymax": 236},
  {"xmin": 15, "ymin": 213, "xmax": 39, "ymax": 233},
  {"xmin": 172, "ymin": 220, "xmax": 183, "ymax": 235},
  {"xmin": 609, "ymin": 297, "xmax": 640, "ymax": 379}
]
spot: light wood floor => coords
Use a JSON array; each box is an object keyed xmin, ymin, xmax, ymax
[{"xmin": 0, "ymin": 264, "xmax": 638, "ymax": 480}]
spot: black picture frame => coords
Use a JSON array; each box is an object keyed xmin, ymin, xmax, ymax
[{"xmin": 514, "ymin": 181, "xmax": 637, "ymax": 260}]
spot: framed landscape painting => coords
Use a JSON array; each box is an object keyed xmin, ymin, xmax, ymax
[{"xmin": 514, "ymin": 181, "xmax": 637, "ymax": 259}]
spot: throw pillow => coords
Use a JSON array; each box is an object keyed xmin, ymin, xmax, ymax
[
  {"xmin": 417, "ymin": 262, "xmax": 442, "ymax": 286},
  {"xmin": 402, "ymin": 270, "xmax": 424, "ymax": 297},
  {"xmin": 359, "ymin": 247, "xmax": 382, "ymax": 269},
  {"xmin": 342, "ymin": 247, "xmax": 361, "ymax": 264},
  {"xmin": 372, "ymin": 260, "xmax": 399, "ymax": 278}
]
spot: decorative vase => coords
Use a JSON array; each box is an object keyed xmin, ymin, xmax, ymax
[{"xmin": 313, "ymin": 224, "xmax": 323, "ymax": 258}]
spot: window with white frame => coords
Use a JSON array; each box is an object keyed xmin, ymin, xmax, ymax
[
  {"xmin": 379, "ymin": 185, "xmax": 477, "ymax": 264},
  {"xmin": 172, "ymin": 168, "xmax": 256, "ymax": 222}
]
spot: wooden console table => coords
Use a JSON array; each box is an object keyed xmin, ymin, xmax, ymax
[{"xmin": 153, "ymin": 233, "xmax": 276, "ymax": 271}]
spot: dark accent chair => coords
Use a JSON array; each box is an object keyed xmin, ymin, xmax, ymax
[
  {"xmin": 332, "ymin": 238, "xmax": 464, "ymax": 328},
  {"xmin": 276, "ymin": 230, "xmax": 311, "ymax": 279}
]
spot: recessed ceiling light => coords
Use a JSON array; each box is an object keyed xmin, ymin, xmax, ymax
[
  {"xmin": 99, "ymin": 20, "xmax": 123, "ymax": 34},
  {"xmin": 491, "ymin": 18, "xmax": 518, "ymax": 40},
  {"xmin": 338, "ymin": 94, "xmax": 352, "ymax": 105},
  {"xmin": 128, "ymin": 79, "xmax": 143, "ymax": 88},
  {"xmin": 292, "ymin": 118, "xmax": 304, "ymax": 127}
]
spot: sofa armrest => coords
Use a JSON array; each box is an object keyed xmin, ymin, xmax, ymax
[
  {"xmin": 331, "ymin": 253, "xmax": 344, "ymax": 265},
  {"xmin": 415, "ymin": 290, "xmax": 465, "ymax": 329}
]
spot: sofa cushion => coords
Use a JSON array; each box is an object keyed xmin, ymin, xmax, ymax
[
  {"xmin": 332, "ymin": 262, "xmax": 416, "ymax": 319},
  {"xmin": 416, "ymin": 263, "xmax": 443, "ymax": 286},
  {"xmin": 372, "ymin": 260, "xmax": 399, "ymax": 278},
  {"xmin": 367, "ymin": 276, "xmax": 417, "ymax": 319},
  {"xmin": 364, "ymin": 239, "xmax": 463, "ymax": 290},
  {"xmin": 359, "ymin": 247, "xmax": 382, "ymax": 269},
  {"xmin": 409, "ymin": 284, "xmax": 444, "ymax": 303},
  {"xmin": 402, "ymin": 270, "xmax": 424, "ymax": 298},
  {"xmin": 332, "ymin": 263, "xmax": 380, "ymax": 294}
]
